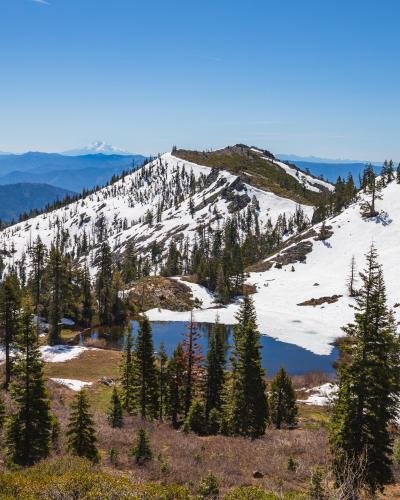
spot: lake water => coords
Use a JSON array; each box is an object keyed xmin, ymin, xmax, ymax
[{"xmin": 82, "ymin": 320, "xmax": 338, "ymax": 376}]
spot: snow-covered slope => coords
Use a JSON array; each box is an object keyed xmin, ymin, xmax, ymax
[
  {"xmin": 0, "ymin": 152, "xmax": 313, "ymax": 271},
  {"xmin": 63, "ymin": 141, "xmax": 132, "ymax": 156},
  {"xmin": 148, "ymin": 180, "xmax": 400, "ymax": 355}
]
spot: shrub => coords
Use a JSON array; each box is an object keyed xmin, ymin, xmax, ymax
[
  {"xmin": 131, "ymin": 428, "xmax": 153, "ymax": 465},
  {"xmin": 182, "ymin": 400, "xmax": 206, "ymax": 435},
  {"xmin": 197, "ymin": 472, "xmax": 219, "ymax": 498}
]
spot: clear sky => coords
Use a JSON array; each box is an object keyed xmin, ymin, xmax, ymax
[{"xmin": 1, "ymin": 0, "xmax": 399, "ymax": 160}]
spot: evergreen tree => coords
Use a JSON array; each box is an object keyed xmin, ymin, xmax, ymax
[
  {"xmin": 229, "ymin": 296, "xmax": 268, "ymax": 438},
  {"xmin": 5, "ymin": 298, "xmax": 52, "ymax": 466},
  {"xmin": 133, "ymin": 316, "xmax": 159, "ymax": 419},
  {"xmin": 120, "ymin": 331, "xmax": 134, "ymax": 413},
  {"xmin": 47, "ymin": 244, "xmax": 67, "ymax": 345},
  {"xmin": 205, "ymin": 318, "xmax": 226, "ymax": 420},
  {"xmin": 269, "ymin": 367, "xmax": 297, "ymax": 429},
  {"xmin": 329, "ymin": 245, "xmax": 400, "ymax": 496},
  {"xmin": 0, "ymin": 273, "xmax": 21, "ymax": 389},
  {"xmin": 131, "ymin": 428, "xmax": 152, "ymax": 465},
  {"xmin": 67, "ymin": 390, "xmax": 99, "ymax": 463},
  {"xmin": 158, "ymin": 341, "xmax": 168, "ymax": 421},
  {"xmin": 107, "ymin": 385, "xmax": 123, "ymax": 428},
  {"xmin": 28, "ymin": 236, "xmax": 46, "ymax": 334},
  {"xmin": 166, "ymin": 342, "xmax": 186, "ymax": 428},
  {"xmin": 182, "ymin": 314, "xmax": 204, "ymax": 416},
  {"xmin": 182, "ymin": 399, "xmax": 207, "ymax": 435},
  {"xmin": 96, "ymin": 241, "xmax": 113, "ymax": 325},
  {"xmin": 81, "ymin": 264, "xmax": 93, "ymax": 327},
  {"xmin": 347, "ymin": 255, "xmax": 358, "ymax": 297}
]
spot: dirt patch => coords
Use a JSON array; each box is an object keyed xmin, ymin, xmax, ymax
[
  {"xmin": 127, "ymin": 276, "xmax": 194, "ymax": 312},
  {"xmin": 297, "ymin": 295, "xmax": 343, "ymax": 307},
  {"xmin": 273, "ymin": 240, "xmax": 313, "ymax": 266}
]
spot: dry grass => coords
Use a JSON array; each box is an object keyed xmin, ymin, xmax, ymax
[
  {"xmin": 44, "ymin": 348, "xmax": 122, "ymax": 383},
  {"xmin": 47, "ymin": 403, "xmax": 328, "ymax": 496}
]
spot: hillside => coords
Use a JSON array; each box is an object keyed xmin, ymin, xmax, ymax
[
  {"xmin": 0, "ymin": 183, "xmax": 74, "ymax": 222},
  {"xmin": 148, "ymin": 177, "xmax": 400, "ymax": 355},
  {"xmin": 174, "ymin": 144, "xmax": 333, "ymax": 205},
  {"xmin": 0, "ymin": 147, "xmax": 321, "ymax": 271},
  {"xmin": 1, "ymin": 146, "xmax": 388, "ymax": 358}
]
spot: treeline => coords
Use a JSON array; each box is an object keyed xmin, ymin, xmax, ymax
[
  {"xmin": 116, "ymin": 298, "xmax": 295, "ymax": 438},
  {"xmin": 160, "ymin": 203, "xmax": 310, "ymax": 303},
  {"xmin": 313, "ymin": 160, "xmax": 400, "ymax": 223}
]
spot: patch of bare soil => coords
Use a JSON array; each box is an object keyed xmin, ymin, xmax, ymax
[
  {"xmin": 127, "ymin": 276, "xmax": 194, "ymax": 312},
  {"xmin": 297, "ymin": 295, "xmax": 343, "ymax": 307}
]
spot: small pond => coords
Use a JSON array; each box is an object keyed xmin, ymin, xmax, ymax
[{"xmin": 81, "ymin": 320, "xmax": 338, "ymax": 376}]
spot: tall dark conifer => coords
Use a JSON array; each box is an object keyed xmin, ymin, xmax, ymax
[
  {"xmin": 269, "ymin": 367, "xmax": 297, "ymax": 429},
  {"xmin": 229, "ymin": 296, "xmax": 268, "ymax": 438},
  {"xmin": 182, "ymin": 314, "xmax": 204, "ymax": 416},
  {"xmin": 205, "ymin": 318, "xmax": 226, "ymax": 419},
  {"xmin": 166, "ymin": 342, "xmax": 186, "ymax": 428},
  {"xmin": 158, "ymin": 341, "xmax": 168, "ymax": 421},
  {"xmin": 48, "ymin": 244, "xmax": 66, "ymax": 345},
  {"xmin": 120, "ymin": 330, "xmax": 134, "ymax": 413},
  {"xmin": 6, "ymin": 298, "xmax": 52, "ymax": 466},
  {"xmin": 0, "ymin": 273, "xmax": 21, "ymax": 389},
  {"xmin": 133, "ymin": 316, "xmax": 159, "ymax": 419},
  {"xmin": 330, "ymin": 245, "xmax": 400, "ymax": 496},
  {"xmin": 67, "ymin": 390, "xmax": 99, "ymax": 463},
  {"xmin": 96, "ymin": 241, "xmax": 113, "ymax": 325}
]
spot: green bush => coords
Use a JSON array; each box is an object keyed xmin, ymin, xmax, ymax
[{"xmin": 0, "ymin": 456, "xmax": 190, "ymax": 499}]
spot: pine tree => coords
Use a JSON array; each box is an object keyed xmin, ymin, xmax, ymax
[
  {"xmin": 5, "ymin": 298, "xmax": 52, "ymax": 466},
  {"xmin": 269, "ymin": 367, "xmax": 297, "ymax": 429},
  {"xmin": 28, "ymin": 236, "xmax": 46, "ymax": 335},
  {"xmin": 229, "ymin": 296, "xmax": 268, "ymax": 438},
  {"xmin": 131, "ymin": 428, "xmax": 152, "ymax": 465},
  {"xmin": 183, "ymin": 313, "xmax": 204, "ymax": 416},
  {"xmin": 120, "ymin": 331, "xmax": 134, "ymax": 413},
  {"xmin": 205, "ymin": 318, "xmax": 226, "ymax": 420},
  {"xmin": 347, "ymin": 255, "xmax": 358, "ymax": 297},
  {"xmin": 158, "ymin": 341, "xmax": 168, "ymax": 421},
  {"xmin": 96, "ymin": 241, "xmax": 113, "ymax": 325},
  {"xmin": 107, "ymin": 385, "xmax": 123, "ymax": 428},
  {"xmin": 81, "ymin": 264, "xmax": 93, "ymax": 327},
  {"xmin": 133, "ymin": 316, "xmax": 159, "ymax": 419},
  {"xmin": 166, "ymin": 342, "xmax": 186, "ymax": 428},
  {"xmin": 47, "ymin": 244, "xmax": 67, "ymax": 345},
  {"xmin": 329, "ymin": 245, "xmax": 400, "ymax": 495},
  {"xmin": 0, "ymin": 272, "xmax": 21, "ymax": 389},
  {"xmin": 67, "ymin": 390, "xmax": 99, "ymax": 463},
  {"xmin": 182, "ymin": 399, "xmax": 207, "ymax": 435}
]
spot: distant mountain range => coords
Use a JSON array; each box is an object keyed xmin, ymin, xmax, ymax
[
  {"xmin": 0, "ymin": 183, "xmax": 74, "ymax": 222},
  {"xmin": 0, "ymin": 151, "xmax": 146, "ymax": 192},
  {"xmin": 277, "ymin": 154, "xmax": 381, "ymax": 183}
]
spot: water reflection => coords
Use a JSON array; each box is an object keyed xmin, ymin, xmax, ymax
[{"xmin": 82, "ymin": 320, "xmax": 338, "ymax": 376}]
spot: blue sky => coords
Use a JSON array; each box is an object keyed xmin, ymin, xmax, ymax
[{"xmin": 1, "ymin": 0, "xmax": 399, "ymax": 160}]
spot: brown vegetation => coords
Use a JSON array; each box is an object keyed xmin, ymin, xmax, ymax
[{"xmin": 297, "ymin": 295, "xmax": 343, "ymax": 307}]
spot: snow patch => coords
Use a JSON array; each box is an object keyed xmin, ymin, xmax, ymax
[
  {"xmin": 298, "ymin": 383, "xmax": 338, "ymax": 406},
  {"xmin": 40, "ymin": 345, "xmax": 90, "ymax": 363},
  {"xmin": 50, "ymin": 378, "xmax": 92, "ymax": 391}
]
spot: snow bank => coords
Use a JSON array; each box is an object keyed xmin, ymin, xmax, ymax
[
  {"xmin": 50, "ymin": 378, "xmax": 92, "ymax": 391},
  {"xmin": 40, "ymin": 345, "xmax": 89, "ymax": 363},
  {"xmin": 298, "ymin": 383, "xmax": 338, "ymax": 406}
]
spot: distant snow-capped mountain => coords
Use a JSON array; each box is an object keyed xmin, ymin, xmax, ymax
[{"xmin": 63, "ymin": 141, "xmax": 132, "ymax": 156}]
